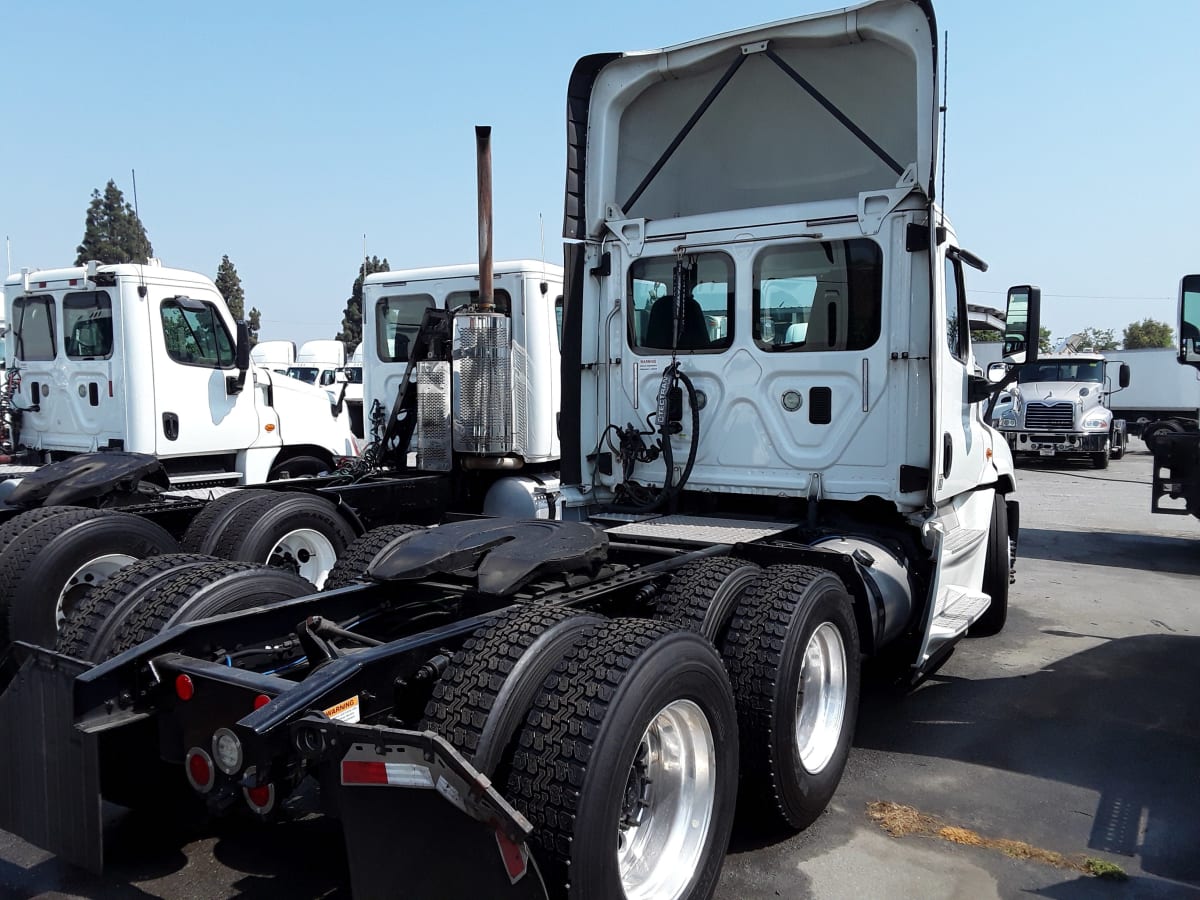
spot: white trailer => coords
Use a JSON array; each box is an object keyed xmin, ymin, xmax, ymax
[
  {"xmin": 3, "ymin": 261, "xmax": 357, "ymax": 486},
  {"xmin": 1106, "ymin": 346, "xmax": 1200, "ymax": 432}
]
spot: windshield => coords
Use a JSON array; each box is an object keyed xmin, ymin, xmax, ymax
[
  {"xmin": 343, "ymin": 366, "xmax": 364, "ymax": 384},
  {"xmin": 286, "ymin": 366, "xmax": 320, "ymax": 383},
  {"xmin": 1017, "ymin": 361, "xmax": 1103, "ymax": 383}
]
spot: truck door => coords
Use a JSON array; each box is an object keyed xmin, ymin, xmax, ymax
[
  {"xmin": 932, "ymin": 250, "xmax": 991, "ymax": 501},
  {"xmin": 150, "ymin": 291, "xmax": 260, "ymax": 464},
  {"xmin": 9, "ymin": 288, "xmax": 127, "ymax": 452}
]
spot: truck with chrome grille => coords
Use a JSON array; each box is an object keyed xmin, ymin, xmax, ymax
[
  {"xmin": 995, "ymin": 351, "xmax": 1130, "ymax": 468},
  {"xmin": 0, "ymin": 1, "xmax": 1034, "ymax": 897}
]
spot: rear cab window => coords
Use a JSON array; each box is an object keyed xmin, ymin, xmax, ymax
[
  {"xmin": 753, "ymin": 239, "xmax": 882, "ymax": 352},
  {"xmin": 628, "ymin": 253, "xmax": 734, "ymax": 354},
  {"xmin": 376, "ymin": 293, "xmax": 437, "ymax": 362},
  {"xmin": 64, "ymin": 291, "xmax": 114, "ymax": 359},
  {"xmin": 11, "ymin": 294, "xmax": 57, "ymax": 361}
]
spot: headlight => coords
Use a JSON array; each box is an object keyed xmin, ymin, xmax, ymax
[
  {"xmin": 1081, "ymin": 413, "xmax": 1111, "ymax": 430},
  {"xmin": 998, "ymin": 412, "xmax": 1018, "ymax": 428}
]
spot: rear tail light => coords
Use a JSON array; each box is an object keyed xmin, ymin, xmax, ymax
[
  {"xmin": 242, "ymin": 767, "xmax": 275, "ymax": 815},
  {"xmin": 185, "ymin": 748, "xmax": 215, "ymax": 794},
  {"xmin": 253, "ymin": 694, "xmax": 271, "ymax": 710}
]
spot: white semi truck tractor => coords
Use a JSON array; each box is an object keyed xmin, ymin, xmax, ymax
[{"xmin": 0, "ymin": 3, "xmax": 1036, "ymax": 896}]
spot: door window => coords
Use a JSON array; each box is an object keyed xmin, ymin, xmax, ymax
[
  {"xmin": 160, "ymin": 299, "xmax": 236, "ymax": 368},
  {"xmin": 944, "ymin": 256, "xmax": 967, "ymax": 360},
  {"xmin": 64, "ymin": 291, "xmax": 114, "ymax": 359}
]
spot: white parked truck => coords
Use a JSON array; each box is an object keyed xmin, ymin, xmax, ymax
[
  {"xmin": 250, "ymin": 339, "xmax": 296, "ymax": 374},
  {"xmin": 362, "ymin": 258, "xmax": 563, "ymax": 479},
  {"xmin": 995, "ymin": 351, "xmax": 1130, "ymax": 468},
  {"xmin": 0, "ymin": 2, "xmax": 1034, "ymax": 896},
  {"xmin": 3, "ymin": 261, "xmax": 357, "ymax": 486},
  {"xmin": 287, "ymin": 338, "xmax": 346, "ymax": 387}
]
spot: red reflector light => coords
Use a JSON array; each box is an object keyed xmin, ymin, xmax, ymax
[
  {"xmin": 341, "ymin": 760, "xmax": 389, "ymax": 785},
  {"xmin": 69, "ymin": 279, "xmax": 78, "ymax": 286},
  {"xmin": 185, "ymin": 748, "xmax": 215, "ymax": 794},
  {"xmin": 247, "ymin": 784, "xmax": 272, "ymax": 807},
  {"xmin": 175, "ymin": 674, "xmax": 195, "ymax": 701},
  {"xmin": 253, "ymin": 694, "xmax": 271, "ymax": 710}
]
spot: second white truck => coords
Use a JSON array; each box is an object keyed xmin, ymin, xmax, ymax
[
  {"xmin": 3, "ymin": 261, "xmax": 358, "ymax": 486},
  {"xmin": 995, "ymin": 351, "xmax": 1130, "ymax": 468}
]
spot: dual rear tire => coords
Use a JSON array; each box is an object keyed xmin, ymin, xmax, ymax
[{"xmin": 422, "ymin": 558, "xmax": 862, "ymax": 898}]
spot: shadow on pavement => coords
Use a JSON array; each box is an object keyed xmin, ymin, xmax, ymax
[
  {"xmin": 856, "ymin": 633, "xmax": 1200, "ymax": 886},
  {"xmin": 1020, "ymin": 527, "xmax": 1200, "ymax": 577}
]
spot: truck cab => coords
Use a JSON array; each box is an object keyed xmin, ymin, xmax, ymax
[
  {"xmin": 4, "ymin": 262, "xmax": 357, "ymax": 485},
  {"xmin": 558, "ymin": 0, "xmax": 1021, "ymax": 666},
  {"xmin": 362, "ymin": 260, "xmax": 564, "ymax": 472},
  {"xmin": 996, "ymin": 352, "xmax": 1130, "ymax": 468}
]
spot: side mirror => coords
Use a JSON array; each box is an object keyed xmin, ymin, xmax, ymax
[
  {"xmin": 967, "ymin": 374, "xmax": 992, "ymax": 404},
  {"xmin": 227, "ymin": 321, "xmax": 251, "ymax": 395},
  {"xmin": 1119, "ymin": 363, "xmax": 1131, "ymax": 389},
  {"xmin": 235, "ymin": 321, "xmax": 251, "ymax": 371},
  {"xmin": 1003, "ymin": 285, "xmax": 1041, "ymax": 364},
  {"xmin": 334, "ymin": 369, "xmax": 349, "ymax": 384},
  {"xmin": 986, "ymin": 361, "xmax": 1010, "ymax": 383},
  {"xmin": 1180, "ymin": 274, "xmax": 1200, "ymax": 369}
]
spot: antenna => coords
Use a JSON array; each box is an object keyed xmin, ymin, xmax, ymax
[
  {"xmin": 5, "ymin": 236, "xmax": 10, "ymax": 277},
  {"xmin": 938, "ymin": 30, "xmax": 949, "ymax": 228}
]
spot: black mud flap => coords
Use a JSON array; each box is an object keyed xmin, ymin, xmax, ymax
[
  {"xmin": 0, "ymin": 645, "xmax": 104, "ymax": 872},
  {"xmin": 296, "ymin": 717, "xmax": 548, "ymax": 900}
]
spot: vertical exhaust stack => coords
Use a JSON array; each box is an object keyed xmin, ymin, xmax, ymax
[
  {"xmin": 447, "ymin": 125, "xmax": 519, "ymax": 460},
  {"xmin": 475, "ymin": 125, "xmax": 494, "ymax": 312}
]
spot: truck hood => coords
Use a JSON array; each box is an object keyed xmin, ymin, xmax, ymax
[
  {"xmin": 566, "ymin": 0, "xmax": 938, "ymax": 238},
  {"xmin": 1016, "ymin": 382, "xmax": 1102, "ymax": 404}
]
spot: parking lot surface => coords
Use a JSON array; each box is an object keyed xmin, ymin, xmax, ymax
[{"xmin": 1, "ymin": 439, "xmax": 1197, "ymax": 899}]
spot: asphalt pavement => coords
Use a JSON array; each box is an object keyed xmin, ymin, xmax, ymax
[{"xmin": 1, "ymin": 439, "xmax": 1197, "ymax": 899}]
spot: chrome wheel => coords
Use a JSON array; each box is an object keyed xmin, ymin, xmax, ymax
[
  {"xmin": 269, "ymin": 529, "xmax": 338, "ymax": 589},
  {"xmin": 57, "ymin": 553, "xmax": 136, "ymax": 629},
  {"xmin": 616, "ymin": 698, "xmax": 716, "ymax": 900},
  {"xmin": 794, "ymin": 621, "xmax": 848, "ymax": 774}
]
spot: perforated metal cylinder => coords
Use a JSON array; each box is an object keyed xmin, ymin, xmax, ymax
[
  {"xmin": 452, "ymin": 313, "xmax": 512, "ymax": 455},
  {"xmin": 415, "ymin": 360, "xmax": 452, "ymax": 471}
]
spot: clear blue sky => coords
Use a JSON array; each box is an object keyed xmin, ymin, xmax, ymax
[{"xmin": 3, "ymin": 0, "xmax": 1197, "ymax": 345}]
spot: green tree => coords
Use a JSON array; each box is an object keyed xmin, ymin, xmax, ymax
[
  {"xmin": 214, "ymin": 254, "xmax": 261, "ymax": 347},
  {"xmin": 1039, "ymin": 325, "xmax": 1053, "ymax": 353},
  {"xmin": 1122, "ymin": 317, "xmax": 1174, "ymax": 349},
  {"xmin": 74, "ymin": 179, "xmax": 153, "ymax": 265},
  {"xmin": 973, "ymin": 328, "xmax": 1002, "ymax": 342},
  {"xmin": 1076, "ymin": 326, "xmax": 1119, "ymax": 351},
  {"xmin": 336, "ymin": 255, "xmax": 389, "ymax": 347}
]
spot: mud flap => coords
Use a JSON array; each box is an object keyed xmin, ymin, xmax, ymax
[
  {"xmin": 298, "ymin": 718, "xmax": 548, "ymax": 899},
  {"xmin": 0, "ymin": 644, "xmax": 104, "ymax": 872}
]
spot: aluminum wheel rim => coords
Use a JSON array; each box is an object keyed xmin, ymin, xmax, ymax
[
  {"xmin": 269, "ymin": 529, "xmax": 337, "ymax": 589},
  {"xmin": 616, "ymin": 698, "xmax": 716, "ymax": 900},
  {"xmin": 794, "ymin": 621, "xmax": 848, "ymax": 774},
  {"xmin": 57, "ymin": 553, "xmax": 136, "ymax": 629}
]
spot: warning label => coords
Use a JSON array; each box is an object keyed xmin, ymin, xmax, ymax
[{"xmin": 323, "ymin": 695, "xmax": 361, "ymax": 724}]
